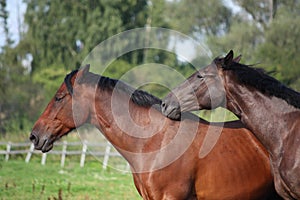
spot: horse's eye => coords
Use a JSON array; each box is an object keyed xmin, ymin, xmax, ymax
[
  {"xmin": 55, "ymin": 93, "xmax": 66, "ymax": 102},
  {"xmin": 55, "ymin": 97, "xmax": 62, "ymax": 102},
  {"xmin": 197, "ymin": 74, "xmax": 203, "ymax": 79}
]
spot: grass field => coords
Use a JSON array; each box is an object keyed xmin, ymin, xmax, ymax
[{"xmin": 0, "ymin": 158, "xmax": 141, "ymax": 200}]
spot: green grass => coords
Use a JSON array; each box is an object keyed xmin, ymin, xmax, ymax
[{"xmin": 0, "ymin": 158, "xmax": 141, "ymax": 200}]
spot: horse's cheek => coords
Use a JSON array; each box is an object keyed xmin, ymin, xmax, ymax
[{"xmin": 72, "ymin": 103, "xmax": 89, "ymax": 125}]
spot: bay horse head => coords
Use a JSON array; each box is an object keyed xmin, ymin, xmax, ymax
[
  {"xmin": 161, "ymin": 50, "xmax": 241, "ymax": 120},
  {"xmin": 30, "ymin": 65, "xmax": 91, "ymax": 152}
]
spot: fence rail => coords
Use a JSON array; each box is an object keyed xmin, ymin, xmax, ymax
[{"xmin": 0, "ymin": 141, "xmax": 129, "ymax": 169}]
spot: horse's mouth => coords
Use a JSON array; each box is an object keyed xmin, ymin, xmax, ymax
[
  {"xmin": 167, "ymin": 111, "xmax": 181, "ymax": 120},
  {"xmin": 164, "ymin": 107, "xmax": 181, "ymax": 120},
  {"xmin": 41, "ymin": 140, "xmax": 54, "ymax": 153},
  {"xmin": 34, "ymin": 137, "xmax": 55, "ymax": 153}
]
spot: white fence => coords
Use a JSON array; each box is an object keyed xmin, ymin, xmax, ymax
[{"xmin": 0, "ymin": 141, "xmax": 129, "ymax": 170}]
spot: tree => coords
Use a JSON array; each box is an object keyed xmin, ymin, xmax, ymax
[
  {"xmin": 165, "ymin": 0, "xmax": 232, "ymax": 38},
  {"xmin": 207, "ymin": 20, "xmax": 263, "ymax": 61},
  {"xmin": 0, "ymin": 0, "xmax": 13, "ymax": 46},
  {"xmin": 207, "ymin": 0, "xmax": 300, "ymax": 90},
  {"xmin": 21, "ymin": 0, "xmax": 149, "ymax": 73},
  {"xmin": 232, "ymin": 0, "xmax": 276, "ymax": 27},
  {"xmin": 257, "ymin": 3, "xmax": 300, "ymax": 89}
]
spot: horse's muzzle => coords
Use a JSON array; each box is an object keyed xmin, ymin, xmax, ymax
[
  {"xmin": 29, "ymin": 131, "xmax": 54, "ymax": 153},
  {"xmin": 161, "ymin": 100, "xmax": 181, "ymax": 120}
]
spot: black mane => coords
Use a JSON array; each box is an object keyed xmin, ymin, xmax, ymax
[
  {"xmin": 64, "ymin": 70, "xmax": 162, "ymax": 107},
  {"xmin": 216, "ymin": 58, "xmax": 300, "ymax": 109}
]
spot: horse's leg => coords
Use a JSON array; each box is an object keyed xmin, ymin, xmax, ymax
[
  {"xmin": 160, "ymin": 195, "xmax": 197, "ymax": 200},
  {"xmin": 278, "ymin": 164, "xmax": 300, "ymax": 199},
  {"xmin": 272, "ymin": 161, "xmax": 296, "ymax": 200},
  {"xmin": 131, "ymin": 174, "xmax": 144, "ymax": 198},
  {"xmin": 278, "ymin": 134, "xmax": 300, "ymax": 199}
]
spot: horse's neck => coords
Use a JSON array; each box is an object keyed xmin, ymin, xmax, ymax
[
  {"xmin": 89, "ymin": 89, "xmax": 175, "ymax": 171},
  {"xmin": 227, "ymin": 83, "xmax": 299, "ymax": 154}
]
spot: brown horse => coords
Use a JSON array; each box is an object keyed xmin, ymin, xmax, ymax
[
  {"xmin": 162, "ymin": 50, "xmax": 300, "ymax": 199},
  {"xmin": 30, "ymin": 65, "xmax": 280, "ymax": 199}
]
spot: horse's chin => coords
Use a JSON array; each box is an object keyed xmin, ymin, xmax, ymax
[
  {"xmin": 37, "ymin": 137, "xmax": 56, "ymax": 153},
  {"xmin": 166, "ymin": 111, "xmax": 181, "ymax": 120},
  {"xmin": 41, "ymin": 142, "xmax": 54, "ymax": 153}
]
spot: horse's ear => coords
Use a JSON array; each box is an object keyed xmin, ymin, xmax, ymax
[
  {"xmin": 233, "ymin": 54, "xmax": 242, "ymax": 63},
  {"xmin": 223, "ymin": 50, "xmax": 234, "ymax": 67},
  {"xmin": 76, "ymin": 64, "xmax": 90, "ymax": 80},
  {"xmin": 81, "ymin": 64, "xmax": 90, "ymax": 74}
]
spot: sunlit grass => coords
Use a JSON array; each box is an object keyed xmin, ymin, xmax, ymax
[
  {"xmin": 196, "ymin": 107, "xmax": 238, "ymax": 122},
  {"xmin": 0, "ymin": 158, "xmax": 141, "ymax": 200}
]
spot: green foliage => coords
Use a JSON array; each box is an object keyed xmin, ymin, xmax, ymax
[
  {"xmin": 207, "ymin": 0, "xmax": 300, "ymax": 90},
  {"xmin": 102, "ymin": 59, "xmax": 135, "ymax": 79},
  {"xmin": 0, "ymin": 0, "xmax": 13, "ymax": 46},
  {"xmin": 257, "ymin": 6, "xmax": 300, "ymax": 89},
  {"xmin": 166, "ymin": 0, "xmax": 232, "ymax": 36},
  {"xmin": 22, "ymin": 0, "xmax": 149, "ymax": 72},
  {"xmin": 0, "ymin": 46, "xmax": 37, "ymax": 134},
  {"xmin": 197, "ymin": 108, "xmax": 238, "ymax": 122},
  {"xmin": 207, "ymin": 20, "xmax": 263, "ymax": 61},
  {"xmin": 102, "ymin": 51, "xmax": 195, "ymax": 98},
  {"xmin": 32, "ymin": 65, "xmax": 69, "ymax": 101}
]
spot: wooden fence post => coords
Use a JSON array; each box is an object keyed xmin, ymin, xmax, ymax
[
  {"xmin": 103, "ymin": 142, "xmax": 111, "ymax": 170},
  {"xmin": 41, "ymin": 153, "xmax": 47, "ymax": 165},
  {"xmin": 80, "ymin": 140, "xmax": 87, "ymax": 167},
  {"xmin": 25, "ymin": 143, "xmax": 35, "ymax": 163},
  {"xmin": 125, "ymin": 162, "xmax": 130, "ymax": 172},
  {"xmin": 61, "ymin": 141, "xmax": 67, "ymax": 167},
  {"xmin": 5, "ymin": 142, "xmax": 11, "ymax": 161}
]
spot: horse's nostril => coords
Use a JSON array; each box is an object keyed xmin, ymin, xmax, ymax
[
  {"xmin": 161, "ymin": 102, "xmax": 168, "ymax": 112},
  {"xmin": 29, "ymin": 133, "xmax": 39, "ymax": 145}
]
